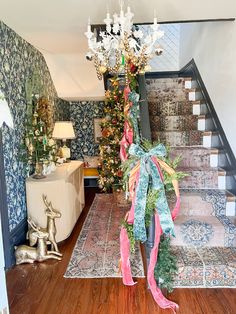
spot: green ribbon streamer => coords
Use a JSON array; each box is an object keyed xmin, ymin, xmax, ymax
[{"xmin": 129, "ymin": 143, "xmax": 175, "ymax": 242}]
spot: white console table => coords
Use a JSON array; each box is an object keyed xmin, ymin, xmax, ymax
[{"xmin": 26, "ymin": 161, "xmax": 85, "ymax": 242}]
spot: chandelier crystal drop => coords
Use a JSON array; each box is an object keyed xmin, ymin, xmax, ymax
[{"xmin": 85, "ymin": 2, "xmax": 164, "ymax": 83}]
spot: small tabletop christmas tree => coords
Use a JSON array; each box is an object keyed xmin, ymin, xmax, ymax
[{"xmin": 22, "ymin": 96, "xmax": 56, "ymax": 178}]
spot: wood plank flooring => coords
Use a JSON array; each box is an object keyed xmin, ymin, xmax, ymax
[{"xmin": 6, "ymin": 188, "xmax": 236, "ymax": 314}]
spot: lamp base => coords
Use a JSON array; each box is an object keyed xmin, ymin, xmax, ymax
[{"xmin": 61, "ymin": 145, "xmax": 71, "ymax": 159}]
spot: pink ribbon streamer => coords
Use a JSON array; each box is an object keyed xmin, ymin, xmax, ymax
[
  {"xmin": 147, "ymin": 214, "xmax": 179, "ymax": 313},
  {"xmin": 171, "ymin": 197, "xmax": 180, "ymax": 221},
  {"xmin": 120, "ymin": 120, "xmax": 133, "ymax": 162},
  {"xmin": 119, "ymin": 159, "xmax": 181, "ymax": 311},
  {"xmin": 120, "ymin": 227, "xmax": 136, "ymax": 286},
  {"xmin": 124, "ymin": 86, "xmax": 131, "ymax": 101},
  {"xmin": 127, "ymin": 170, "xmax": 140, "ymax": 224}
]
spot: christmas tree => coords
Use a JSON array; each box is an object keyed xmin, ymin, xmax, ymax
[
  {"xmin": 22, "ymin": 96, "xmax": 56, "ymax": 177},
  {"xmin": 98, "ymin": 78, "xmax": 125, "ymax": 192}
]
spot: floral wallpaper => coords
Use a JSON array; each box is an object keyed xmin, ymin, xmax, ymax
[
  {"xmin": 0, "ymin": 21, "xmax": 69, "ymax": 231},
  {"xmin": 55, "ymin": 98, "xmax": 70, "ymax": 121},
  {"xmin": 70, "ymin": 101, "xmax": 104, "ymax": 159}
]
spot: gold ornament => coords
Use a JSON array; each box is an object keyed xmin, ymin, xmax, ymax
[
  {"xmin": 28, "ymin": 143, "xmax": 34, "ymax": 155},
  {"xmin": 99, "ymin": 65, "xmax": 107, "ymax": 74}
]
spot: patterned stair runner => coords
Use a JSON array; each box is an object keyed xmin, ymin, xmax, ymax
[{"xmin": 146, "ymin": 77, "xmax": 236, "ymax": 287}]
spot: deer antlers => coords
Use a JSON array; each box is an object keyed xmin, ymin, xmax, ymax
[
  {"xmin": 27, "ymin": 218, "xmax": 40, "ymax": 232},
  {"xmin": 43, "ymin": 195, "xmax": 54, "ymax": 212}
]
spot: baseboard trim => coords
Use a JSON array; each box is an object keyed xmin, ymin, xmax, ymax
[{"xmin": 8, "ymin": 218, "xmax": 28, "ymax": 268}]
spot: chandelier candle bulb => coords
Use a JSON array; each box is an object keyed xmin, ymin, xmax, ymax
[{"xmin": 87, "ymin": 17, "xmax": 91, "ymax": 31}]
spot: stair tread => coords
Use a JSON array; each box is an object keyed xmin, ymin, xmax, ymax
[
  {"xmin": 203, "ymin": 131, "xmax": 218, "ymax": 135},
  {"xmin": 228, "ymin": 217, "xmax": 236, "ymax": 225},
  {"xmin": 154, "ymin": 130, "xmax": 202, "ymax": 133},
  {"xmin": 146, "ymin": 77, "xmax": 188, "ymax": 82},
  {"xmin": 149, "ymin": 113, "xmax": 206, "ymax": 117},
  {"xmin": 173, "ymin": 215, "xmax": 236, "ymax": 233},
  {"xmin": 177, "ymin": 167, "xmax": 225, "ymax": 172},
  {"xmin": 148, "ymin": 100, "xmax": 202, "ymax": 105},
  {"xmin": 226, "ymin": 191, "xmax": 236, "ymax": 201},
  {"xmin": 187, "ymin": 88, "xmax": 201, "ymax": 92},
  {"xmin": 171, "ymin": 146, "xmax": 215, "ymax": 150}
]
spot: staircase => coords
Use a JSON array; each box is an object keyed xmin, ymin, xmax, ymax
[{"xmin": 146, "ymin": 76, "xmax": 236, "ymax": 287}]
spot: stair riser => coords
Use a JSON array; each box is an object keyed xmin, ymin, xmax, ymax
[
  {"xmin": 169, "ymin": 193, "xmax": 217, "ymax": 216},
  {"xmin": 152, "ymin": 131, "xmax": 202, "ymax": 146},
  {"xmin": 193, "ymin": 103, "xmax": 208, "ymax": 115},
  {"xmin": 179, "ymin": 171, "xmax": 224, "ymax": 189},
  {"xmin": 150, "ymin": 116, "xmax": 209, "ymax": 132},
  {"xmin": 149, "ymin": 102, "xmax": 193, "ymax": 116},
  {"xmin": 169, "ymin": 190, "xmax": 235, "ymax": 217},
  {"xmin": 188, "ymin": 91, "xmax": 202, "ymax": 101},
  {"xmin": 185, "ymin": 79, "xmax": 198, "ymax": 89},
  {"xmin": 149, "ymin": 102, "xmax": 207, "ymax": 117},
  {"xmin": 172, "ymin": 222, "xmax": 226, "ymax": 247},
  {"xmin": 150, "ymin": 116, "xmax": 198, "ymax": 131},
  {"xmin": 148, "ymin": 90, "xmax": 189, "ymax": 102},
  {"xmin": 170, "ymin": 148, "xmax": 215, "ymax": 168},
  {"xmin": 225, "ymin": 175, "xmax": 236, "ymax": 197},
  {"xmin": 203, "ymin": 133, "xmax": 221, "ymax": 148},
  {"xmin": 171, "ymin": 215, "xmax": 236, "ymax": 248},
  {"xmin": 146, "ymin": 78, "xmax": 187, "ymax": 89},
  {"xmin": 226, "ymin": 202, "xmax": 236, "ymax": 216}
]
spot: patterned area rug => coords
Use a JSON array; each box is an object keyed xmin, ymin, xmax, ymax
[
  {"xmin": 64, "ymin": 194, "xmax": 145, "ymax": 278},
  {"xmin": 172, "ymin": 246, "xmax": 236, "ymax": 288}
]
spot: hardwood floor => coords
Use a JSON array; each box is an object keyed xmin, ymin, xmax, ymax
[{"xmin": 6, "ymin": 188, "xmax": 236, "ymax": 314}]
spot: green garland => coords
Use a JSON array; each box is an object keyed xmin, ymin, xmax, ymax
[
  {"xmin": 121, "ymin": 139, "xmax": 186, "ymax": 292},
  {"xmin": 121, "ymin": 220, "xmax": 136, "ymax": 254},
  {"xmin": 154, "ymin": 235, "xmax": 178, "ymax": 293}
]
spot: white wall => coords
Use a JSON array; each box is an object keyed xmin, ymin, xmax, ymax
[
  {"xmin": 180, "ymin": 21, "xmax": 236, "ymax": 155},
  {"xmin": 43, "ymin": 53, "xmax": 105, "ymax": 101}
]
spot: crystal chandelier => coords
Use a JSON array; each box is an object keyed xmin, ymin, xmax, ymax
[{"xmin": 85, "ymin": 2, "xmax": 164, "ymax": 84}]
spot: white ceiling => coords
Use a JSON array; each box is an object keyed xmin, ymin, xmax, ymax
[{"xmin": 0, "ymin": 0, "xmax": 236, "ymax": 99}]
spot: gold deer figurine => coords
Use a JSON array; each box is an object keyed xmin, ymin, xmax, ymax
[
  {"xmin": 15, "ymin": 219, "xmax": 62, "ymax": 265},
  {"xmin": 27, "ymin": 195, "xmax": 62, "ymax": 256}
]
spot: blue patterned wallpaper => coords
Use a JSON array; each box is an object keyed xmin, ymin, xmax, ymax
[
  {"xmin": 70, "ymin": 101, "xmax": 104, "ymax": 159},
  {"xmin": 55, "ymin": 98, "xmax": 70, "ymax": 121},
  {"xmin": 0, "ymin": 21, "xmax": 69, "ymax": 231}
]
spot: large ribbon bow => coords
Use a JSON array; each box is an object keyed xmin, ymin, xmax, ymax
[{"xmin": 129, "ymin": 143, "xmax": 175, "ymax": 242}]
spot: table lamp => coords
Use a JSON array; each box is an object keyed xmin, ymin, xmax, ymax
[{"xmin": 52, "ymin": 121, "xmax": 75, "ymax": 159}]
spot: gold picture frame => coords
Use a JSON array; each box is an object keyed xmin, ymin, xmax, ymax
[{"xmin": 93, "ymin": 118, "xmax": 102, "ymax": 143}]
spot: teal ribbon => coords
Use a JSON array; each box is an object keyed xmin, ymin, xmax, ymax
[{"xmin": 129, "ymin": 143, "xmax": 175, "ymax": 242}]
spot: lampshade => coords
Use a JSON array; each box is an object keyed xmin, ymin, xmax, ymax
[{"xmin": 52, "ymin": 121, "xmax": 75, "ymax": 140}]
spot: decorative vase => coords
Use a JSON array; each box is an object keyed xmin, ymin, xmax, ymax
[
  {"xmin": 32, "ymin": 162, "xmax": 46, "ymax": 179},
  {"xmin": 112, "ymin": 184, "xmax": 130, "ymax": 207}
]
